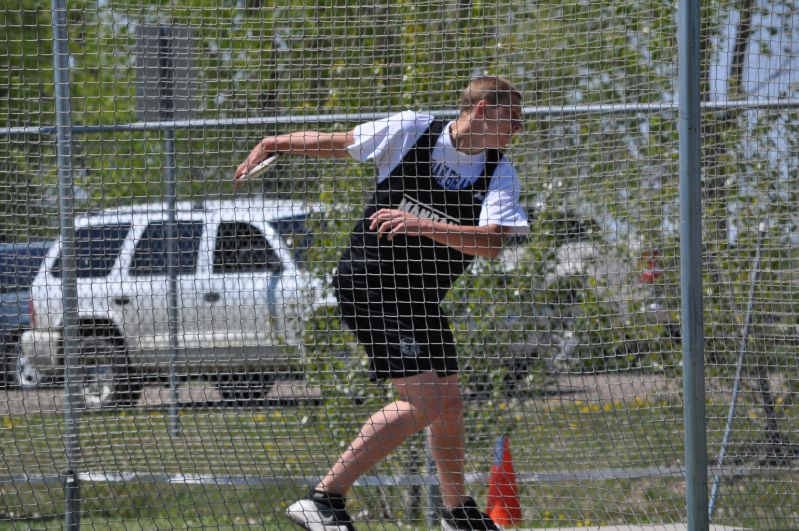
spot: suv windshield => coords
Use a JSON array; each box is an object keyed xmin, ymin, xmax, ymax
[
  {"xmin": 270, "ymin": 215, "xmax": 314, "ymax": 264},
  {"xmin": 52, "ymin": 224, "xmax": 132, "ymax": 278},
  {"xmin": 0, "ymin": 243, "xmax": 50, "ymax": 293}
]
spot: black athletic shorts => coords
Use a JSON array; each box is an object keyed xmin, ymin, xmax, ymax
[{"xmin": 334, "ymin": 280, "xmax": 459, "ymax": 380}]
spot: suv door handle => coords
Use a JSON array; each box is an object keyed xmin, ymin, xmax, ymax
[
  {"xmin": 113, "ymin": 296, "xmax": 131, "ymax": 306},
  {"xmin": 203, "ymin": 292, "xmax": 221, "ymax": 303}
]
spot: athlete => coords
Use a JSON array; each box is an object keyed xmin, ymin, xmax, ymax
[{"xmin": 235, "ymin": 76, "xmax": 528, "ymax": 530}]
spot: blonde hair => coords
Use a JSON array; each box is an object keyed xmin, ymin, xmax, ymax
[{"xmin": 459, "ymin": 76, "xmax": 522, "ymax": 114}]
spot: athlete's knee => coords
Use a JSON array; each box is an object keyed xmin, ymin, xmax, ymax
[
  {"xmin": 394, "ymin": 372, "xmax": 463, "ymax": 425},
  {"xmin": 441, "ymin": 388, "xmax": 464, "ymax": 416}
]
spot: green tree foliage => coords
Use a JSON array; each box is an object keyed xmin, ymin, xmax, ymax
[
  {"xmin": 2, "ymin": 0, "xmax": 680, "ymax": 208},
  {"xmin": 0, "ymin": 1, "xmax": 57, "ymax": 241},
  {"xmin": 1, "ymin": 1, "xmax": 55, "ymax": 125}
]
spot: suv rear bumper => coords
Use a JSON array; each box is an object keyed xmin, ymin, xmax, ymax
[{"xmin": 19, "ymin": 330, "xmax": 61, "ymax": 374}]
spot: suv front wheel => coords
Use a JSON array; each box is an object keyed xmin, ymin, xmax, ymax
[{"xmin": 76, "ymin": 335, "xmax": 142, "ymax": 409}]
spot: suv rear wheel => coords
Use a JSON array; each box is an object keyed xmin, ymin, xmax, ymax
[
  {"xmin": 11, "ymin": 347, "xmax": 50, "ymax": 389},
  {"xmin": 77, "ymin": 336, "xmax": 142, "ymax": 409}
]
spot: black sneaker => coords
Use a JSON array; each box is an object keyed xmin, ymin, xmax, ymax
[
  {"xmin": 440, "ymin": 497, "xmax": 499, "ymax": 530},
  {"xmin": 286, "ymin": 490, "xmax": 357, "ymax": 531}
]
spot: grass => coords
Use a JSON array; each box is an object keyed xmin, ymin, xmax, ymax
[{"xmin": 1, "ymin": 389, "xmax": 798, "ymax": 529}]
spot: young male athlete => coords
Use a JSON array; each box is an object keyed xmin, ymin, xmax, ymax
[{"xmin": 235, "ymin": 76, "xmax": 528, "ymax": 530}]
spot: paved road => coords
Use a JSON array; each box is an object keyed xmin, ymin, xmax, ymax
[
  {"xmin": 0, "ymin": 381, "xmax": 321, "ymax": 416},
  {"xmin": 0, "ymin": 371, "xmax": 698, "ymax": 417}
]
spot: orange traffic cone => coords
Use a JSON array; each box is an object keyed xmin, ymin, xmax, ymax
[{"xmin": 486, "ymin": 435, "xmax": 522, "ymax": 527}]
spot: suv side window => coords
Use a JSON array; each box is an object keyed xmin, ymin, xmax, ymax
[
  {"xmin": 130, "ymin": 221, "xmax": 203, "ymax": 276},
  {"xmin": 52, "ymin": 224, "xmax": 131, "ymax": 278},
  {"xmin": 213, "ymin": 222, "xmax": 282, "ymax": 274}
]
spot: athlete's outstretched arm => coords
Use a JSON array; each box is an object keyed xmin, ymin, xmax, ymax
[
  {"xmin": 235, "ymin": 130, "xmax": 355, "ymax": 180},
  {"xmin": 369, "ymin": 208, "xmax": 510, "ymax": 259}
]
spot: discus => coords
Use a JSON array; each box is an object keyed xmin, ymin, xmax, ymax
[{"xmin": 236, "ymin": 153, "xmax": 281, "ymax": 183}]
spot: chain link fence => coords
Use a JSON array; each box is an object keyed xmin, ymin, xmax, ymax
[{"xmin": 1, "ymin": 1, "xmax": 799, "ymax": 529}]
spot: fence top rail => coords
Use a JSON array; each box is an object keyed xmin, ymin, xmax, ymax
[{"xmin": 3, "ymin": 98, "xmax": 799, "ymax": 137}]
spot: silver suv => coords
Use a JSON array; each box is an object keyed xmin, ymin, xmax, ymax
[{"xmin": 18, "ymin": 197, "xmax": 334, "ymax": 407}]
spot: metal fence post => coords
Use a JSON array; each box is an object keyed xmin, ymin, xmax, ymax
[
  {"xmin": 678, "ymin": 0, "xmax": 709, "ymax": 529},
  {"xmin": 51, "ymin": 0, "xmax": 81, "ymax": 529},
  {"xmin": 165, "ymin": 125, "xmax": 181, "ymax": 437},
  {"xmin": 157, "ymin": 25, "xmax": 182, "ymax": 438}
]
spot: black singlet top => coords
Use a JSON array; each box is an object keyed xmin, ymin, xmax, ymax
[{"xmin": 335, "ymin": 119, "xmax": 501, "ymax": 305}]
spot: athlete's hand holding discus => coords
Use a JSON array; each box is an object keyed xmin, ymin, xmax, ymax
[
  {"xmin": 233, "ymin": 131, "xmax": 354, "ymax": 188},
  {"xmin": 234, "ymin": 139, "xmax": 280, "ymax": 185}
]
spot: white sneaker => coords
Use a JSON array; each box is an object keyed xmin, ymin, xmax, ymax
[{"xmin": 286, "ymin": 490, "xmax": 356, "ymax": 531}]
